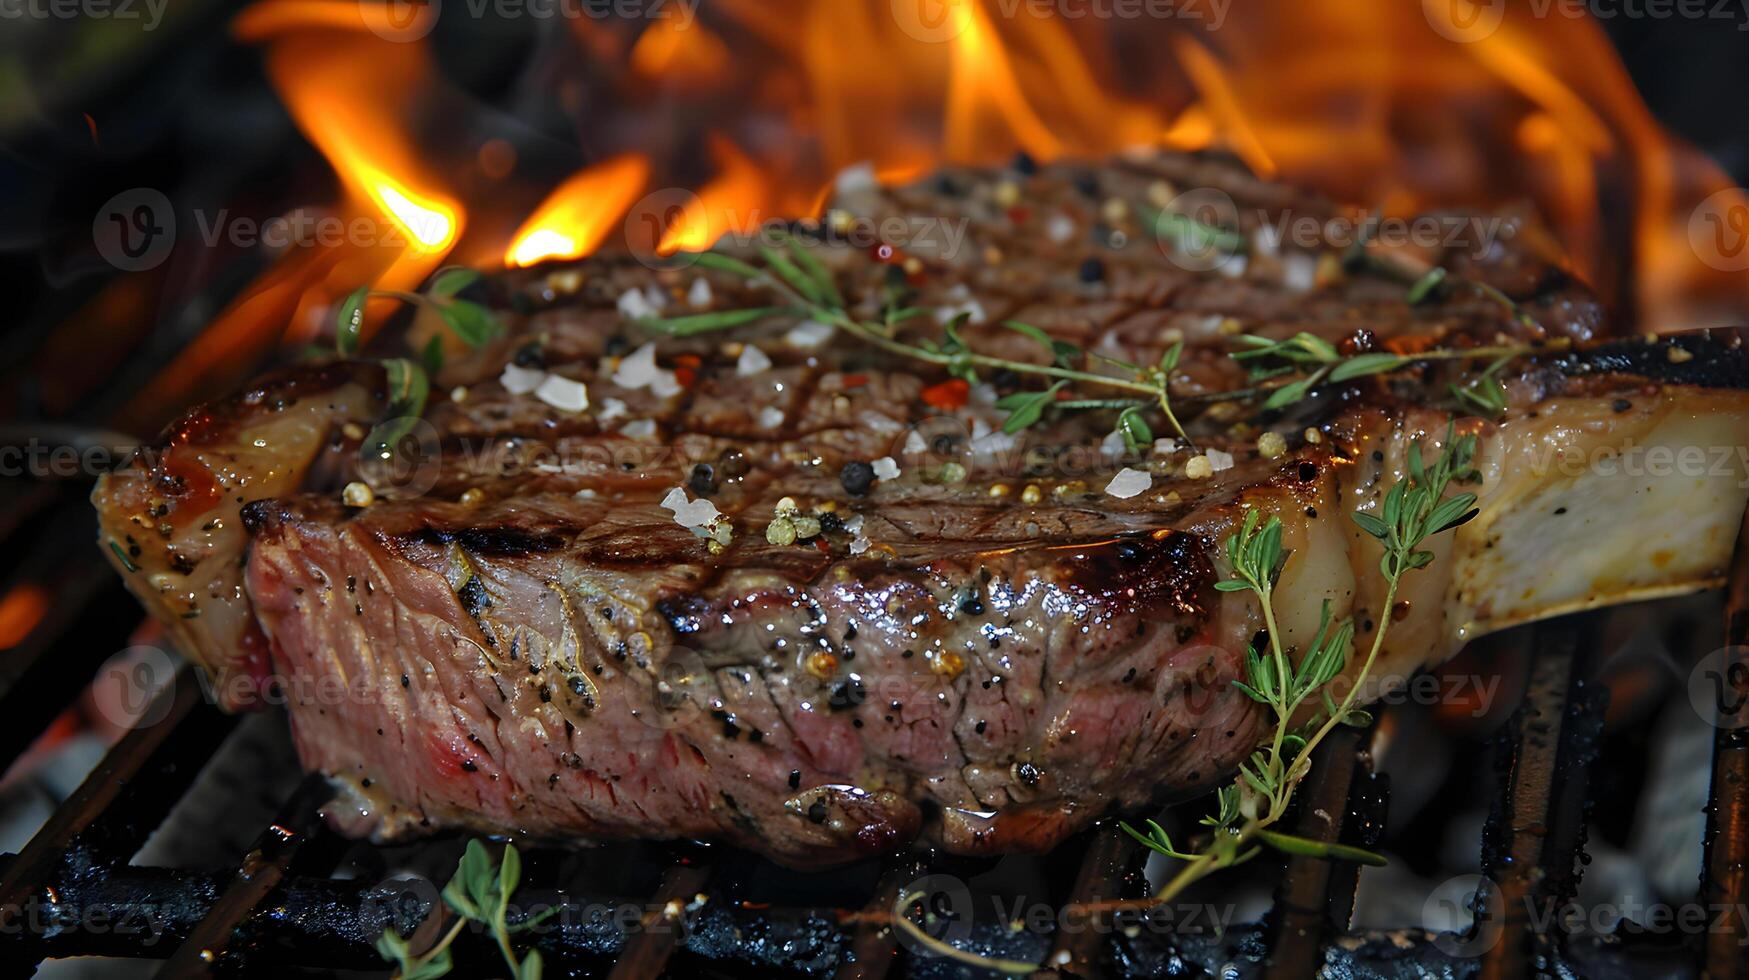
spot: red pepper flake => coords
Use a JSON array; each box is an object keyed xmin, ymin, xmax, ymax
[
  {"xmin": 1007, "ymin": 206, "xmax": 1031, "ymax": 225},
  {"xmin": 814, "ymin": 536, "xmax": 832, "ymax": 553},
  {"xmin": 920, "ymin": 378, "xmax": 970, "ymax": 410},
  {"xmin": 672, "ymin": 353, "xmax": 702, "ymax": 389},
  {"xmin": 840, "ymin": 373, "xmax": 869, "ymax": 389}
]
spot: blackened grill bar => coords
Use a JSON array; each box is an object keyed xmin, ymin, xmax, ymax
[{"xmin": 0, "ymin": 604, "xmax": 1741, "ymax": 977}]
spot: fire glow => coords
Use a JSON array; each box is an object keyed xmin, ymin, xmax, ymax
[{"xmin": 226, "ymin": 0, "xmax": 1746, "ymax": 348}]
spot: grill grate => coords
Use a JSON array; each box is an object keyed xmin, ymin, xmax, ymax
[{"xmin": 0, "ymin": 593, "xmax": 1741, "ymax": 978}]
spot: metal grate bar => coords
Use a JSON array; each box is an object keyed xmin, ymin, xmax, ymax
[
  {"xmin": 154, "ymin": 774, "xmax": 335, "ymax": 979},
  {"xmin": 1263, "ymin": 725, "xmax": 1368, "ymax": 979},
  {"xmin": 1038, "ymin": 825, "xmax": 1140, "ymax": 979},
  {"xmin": 0, "ymin": 666, "xmax": 220, "ymax": 907},
  {"xmin": 1701, "ymin": 508, "xmax": 1749, "ymax": 979},
  {"xmin": 833, "ymin": 859, "xmax": 924, "ymax": 980},
  {"xmin": 1477, "ymin": 622, "xmax": 1605, "ymax": 980},
  {"xmin": 605, "ymin": 860, "xmax": 713, "ymax": 980}
]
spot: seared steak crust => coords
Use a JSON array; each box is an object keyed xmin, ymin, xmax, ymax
[{"xmin": 93, "ymin": 152, "xmax": 1749, "ymax": 864}]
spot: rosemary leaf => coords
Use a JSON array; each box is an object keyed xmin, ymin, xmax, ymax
[
  {"xmin": 641, "ymin": 306, "xmax": 790, "ymax": 336},
  {"xmin": 692, "ymin": 251, "xmax": 765, "ymax": 281},
  {"xmin": 1406, "ymin": 267, "xmax": 1448, "ymax": 306}
]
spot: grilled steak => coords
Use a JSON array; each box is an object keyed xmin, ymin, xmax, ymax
[{"xmin": 93, "ymin": 152, "xmax": 1749, "ymax": 865}]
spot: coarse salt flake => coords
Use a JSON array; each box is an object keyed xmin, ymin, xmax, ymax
[
  {"xmin": 534, "ymin": 375, "xmax": 588, "ymax": 413},
  {"xmin": 757, "ymin": 406, "xmax": 785, "ymax": 429},
  {"xmin": 1206, "ymin": 448, "xmax": 1236, "ymax": 472},
  {"xmin": 500, "ymin": 363, "xmax": 546, "ymax": 395},
  {"xmin": 612, "ymin": 342, "xmax": 681, "ymax": 398},
  {"xmin": 1105, "ymin": 467, "xmax": 1151, "ymax": 499},
  {"xmin": 660, "ymin": 487, "xmax": 721, "ymax": 530},
  {"xmin": 617, "ymin": 288, "xmax": 658, "ymax": 320},
  {"xmin": 687, "ymin": 277, "xmax": 713, "ymax": 309},
  {"xmin": 737, "ymin": 344, "xmax": 772, "ymax": 377},
  {"xmin": 872, "ymin": 457, "xmax": 900, "ymax": 480},
  {"xmin": 785, "ymin": 320, "xmax": 835, "ymax": 349}
]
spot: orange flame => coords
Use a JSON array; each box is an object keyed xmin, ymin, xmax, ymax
[
  {"xmin": 506, "ymin": 154, "xmax": 652, "ymax": 267},
  {"xmin": 206, "ymin": 0, "xmax": 1748, "ymax": 381},
  {"xmin": 657, "ymin": 137, "xmax": 769, "ymax": 255}
]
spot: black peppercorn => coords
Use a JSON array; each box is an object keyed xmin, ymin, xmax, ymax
[
  {"xmin": 840, "ymin": 460, "xmax": 876, "ymax": 496},
  {"xmin": 1078, "ymin": 257, "xmax": 1105, "ymax": 283},
  {"xmin": 688, "ymin": 463, "xmax": 717, "ymax": 496}
]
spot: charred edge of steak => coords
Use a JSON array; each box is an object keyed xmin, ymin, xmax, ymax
[
  {"xmin": 1553, "ymin": 328, "xmax": 1749, "ymax": 390},
  {"xmin": 406, "ymin": 526, "xmax": 573, "ymax": 557}
]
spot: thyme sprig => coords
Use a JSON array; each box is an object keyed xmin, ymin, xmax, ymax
[
  {"xmin": 376, "ymin": 840, "xmax": 556, "ymax": 980},
  {"xmin": 1228, "ymin": 330, "xmax": 1540, "ymax": 412},
  {"xmin": 1121, "ymin": 421, "xmax": 1479, "ymax": 899},
  {"xmin": 334, "ymin": 268, "xmax": 505, "ymax": 458},
  {"xmin": 641, "ymin": 238, "xmax": 1196, "ymax": 445},
  {"xmin": 891, "ymin": 424, "xmax": 1481, "ymax": 973}
]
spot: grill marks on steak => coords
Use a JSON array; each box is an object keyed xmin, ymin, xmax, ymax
[{"xmin": 92, "ymin": 151, "xmax": 1749, "ymax": 864}]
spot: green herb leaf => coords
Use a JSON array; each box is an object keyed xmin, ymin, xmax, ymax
[
  {"xmin": 1117, "ymin": 406, "xmax": 1153, "ymax": 453},
  {"xmin": 1159, "ymin": 339, "xmax": 1184, "ymax": 375},
  {"xmin": 1001, "ymin": 320, "xmax": 1081, "ymax": 367},
  {"xmin": 1328, "ymin": 352, "xmax": 1405, "ymax": 382},
  {"xmin": 517, "ymin": 949, "xmax": 544, "ymax": 980},
  {"xmin": 1406, "ymin": 267, "xmax": 1448, "ymax": 306},
  {"xmin": 758, "ymin": 245, "xmax": 824, "ymax": 305},
  {"xmin": 442, "ymin": 839, "xmax": 498, "ymax": 921},
  {"xmin": 437, "ymin": 299, "xmax": 503, "ymax": 348},
  {"xmin": 783, "ymin": 237, "xmax": 843, "ymax": 308},
  {"xmin": 642, "ymin": 306, "xmax": 789, "ymax": 336},
  {"xmin": 1257, "ymin": 829, "xmax": 1388, "ymax": 866},
  {"xmin": 1149, "ymin": 208, "xmax": 1248, "ymax": 259},
  {"xmin": 427, "ymin": 267, "xmax": 482, "ymax": 300},
  {"xmin": 108, "ymin": 539, "xmax": 139, "ymax": 573},
  {"xmin": 997, "ymin": 381, "xmax": 1067, "ymax": 434},
  {"xmin": 1350, "ymin": 510, "xmax": 1390, "ymax": 541},
  {"xmin": 336, "ymin": 286, "xmax": 370, "ymax": 356},
  {"xmin": 420, "ymin": 334, "xmax": 446, "ymax": 375},
  {"xmin": 692, "ymin": 252, "xmax": 765, "ymax": 281}
]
